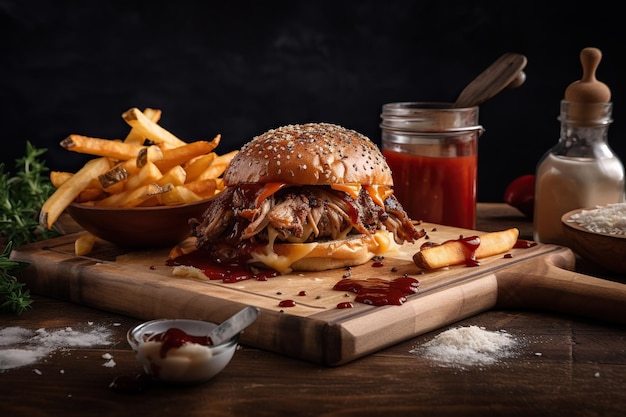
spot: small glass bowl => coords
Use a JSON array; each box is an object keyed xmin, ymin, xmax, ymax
[{"xmin": 127, "ymin": 319, "xmax": 239, "ymax": 384}]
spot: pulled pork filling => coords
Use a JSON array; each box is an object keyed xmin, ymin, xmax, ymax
[{"xmin": 190, "ymin": 184, "xmax": 423, "ymax": 254}]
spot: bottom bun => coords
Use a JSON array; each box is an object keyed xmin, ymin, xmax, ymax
[{"xmin": 250, "ymin": 230, "xmax": 400, "ymax": 273}]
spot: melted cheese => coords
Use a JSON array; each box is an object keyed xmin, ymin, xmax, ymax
[
  {"xmin": 249, "ymin": 229, "xmax": 399, "ymax": 274},
  {"xmin": 257, "ymin": 182, "xmax": 393, "ymax": 209},
  {"xmin": 255, "ymin": 182, "xmax": 290, "ymax": 207},
  {"xmin": 368, "ymin": 229, "xmax": 398, "ymax": 255},
  {"xmin": 366, "ymin": 185, "xmax": 394, "ymax": 207},
  {"xmin": 331, "ymin": 183, "xmax": 393, "ymax": 207},
  {"xmin": 250, "ymin": 226, "xmax": 318, "ymax": 273},
  {"xmin": 330, "ymin": 183, "xmax": 361, "ymax": 200}
]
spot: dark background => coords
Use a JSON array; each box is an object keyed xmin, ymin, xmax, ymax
[{"xmin": 2, "ymin": 0, "xmax": 625, "ymax": 202}]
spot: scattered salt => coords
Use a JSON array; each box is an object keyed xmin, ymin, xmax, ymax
[
  {"xmin": 102, "ymin": 359, "xmax": 116, "ymax": 368},
  {"xmin": 410, "ymin": 325, "xmax": 518, "ymax": 368},
  {"xmin": 0, "ymin": 324, "xmax": 113, "ymax": 370},
  {"xmin": 568, "ymin": 203, "xmax": 626, "ymax": 235}
]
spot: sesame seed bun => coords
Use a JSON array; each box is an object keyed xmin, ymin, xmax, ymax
[{"xmin": 223, "ymin": 123, "xmax": 393, "ymax": 186}]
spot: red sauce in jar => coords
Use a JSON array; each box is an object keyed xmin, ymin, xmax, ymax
[{"xmin": 383, "ymin": 150, "xmax": 477, "ymax": 229}]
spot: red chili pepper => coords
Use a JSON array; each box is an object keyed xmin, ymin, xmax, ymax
[{"xmin": 504, "ymin": 174, "xmax": 535, "ymax": 218}]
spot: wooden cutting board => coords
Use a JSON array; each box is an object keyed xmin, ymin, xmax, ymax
[{"xmin": 10, "ymin": 223, "xmax": 626, "ymax": 366}]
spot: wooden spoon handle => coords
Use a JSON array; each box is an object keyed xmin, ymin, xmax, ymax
[{"xmin": 454, "ymin": 52, "xmax": 527, "ymax": 108}]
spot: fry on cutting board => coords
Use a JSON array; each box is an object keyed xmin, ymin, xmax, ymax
[{"xmin": 413, "ymin": 228, "xmax": 520, "ymax": 270}]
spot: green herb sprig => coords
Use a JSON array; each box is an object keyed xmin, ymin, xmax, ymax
[
  {"xmin": 0, "ymin": 242, "xmax": 32, "ymax": 314},
  {"xmin": 0, "ymin": 141, "xmax": 59, "ymax": 246},
  {"xmin": 0, "ymin": 141, "xmax": 60, "ymax": 314}
]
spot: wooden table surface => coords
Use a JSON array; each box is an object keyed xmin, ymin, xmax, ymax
[{"xmin": 1, "ymin": 203, "xmax": 625, "ymax": 417}]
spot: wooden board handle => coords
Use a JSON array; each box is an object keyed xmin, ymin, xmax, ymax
[{"xmin": 496, "ymin": 251, "xmax": 626, "ymax": 324}]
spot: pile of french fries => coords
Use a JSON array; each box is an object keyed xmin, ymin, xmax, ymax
[{"xmin": 39, "ymin": 107, "xmax": 237, "ymax": 254}]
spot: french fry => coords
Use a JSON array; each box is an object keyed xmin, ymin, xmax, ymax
[
  {"xmin": 123, "ymin": 108, "xmax": 162, "ymax": 145},
  {"xmin": 153, "ymin": 137, "xmax": 221, "ymax": 173},
  {"xmin": 154, "ymin": 165, "xmax": 187, "ymax": 187},
  {"xmin": 75, "ymin": 232, "xmax": 100, "ymax": 256},
  {"xmin": 412, "ymin": 228, "xmax": 520, "ymax": 270},
  {"xmin": 183, "ymin": 152, "xmax": 217, "ymax": 182},
  {"xmin": 194, "ymin": 149, "xmax": 238, "ymax": 181},
  {"xmin": 50, "ymin": 171, "xmax": 74, "ymax": 188},
  {"xmin": 60, "ymin": 135, "xmax": 145, "ymax": 160},
  {"xmin": 136, "ymin": 145, "xmax": 164, "ymax": 168},
  {"xmin": 182, "ymin": 179, "xmax": 218, "ymax": 199},
  {"xmin": 121, "ymin": 107, "xmax": 187, "ymax": 148},
  {"xmin": 95, "ymin": 182, "xmax": 172, "ymax": 208},
  {"xmin": 40, "ymin": 157, "xmax": 112, "ymax": 229},
  {"xmin": 103, "ymin": 180, "xmax": 125, "ymax": 195},
  {"xmin": 124, "ymin": 162, "xmax": 163, "ymax": 191},
  {"xmin": 75, "ymin": 188, "xmax": 106, "ymax": 203},
  {"xmin": 157, "ymin": 185, "xmax": 203, "ymax": 205},
  {"xmin": 98, "ymin": 165, "xmax": 129, "ymax": 189}
]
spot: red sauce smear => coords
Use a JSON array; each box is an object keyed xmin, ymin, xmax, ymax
[
  {"xmin": 333, "ymin": 276, "xmax": 419, "ymax": 306},
  {"xmin": 146, "ymin": 327, "xmax": 211, "ymax": 358},
  {"xmin": 167, "ymin": 250, "xmax": 280, "ymax": 283},
  {"xmin": 514, "ymin": 239, "xmax": 537, "ymax": 248}
]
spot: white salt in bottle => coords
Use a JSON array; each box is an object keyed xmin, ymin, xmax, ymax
[{"xmin": 533, "ymin": 47, "xmax": 625, "ymax": 245}]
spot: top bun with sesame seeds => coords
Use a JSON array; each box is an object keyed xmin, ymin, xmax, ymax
[
  {"xmin": 189, "ymin": 122, "xmax": 424, "ymax": 274},
  {"xmin": 223, "ymin": 123, "xmax": 393, "ymax": 186}
]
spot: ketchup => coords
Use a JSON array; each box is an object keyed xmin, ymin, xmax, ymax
[
  {"xmin": 146, "ymin": 327, "xmax": 211, "ymax": 358},
  {"xmin": 167, "ymin": 250, "xmax": 280, "ymax": 282},
  {"xmin": 333, "ymin": 276, "xmax": 419, "ymax": 306},
  {"xmin": 383, "ymin": 150, "xmax": 477, "ymax": 229}
]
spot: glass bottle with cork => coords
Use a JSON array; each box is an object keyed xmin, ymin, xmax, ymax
[{"xmin": 533, "ymin": 47, "xmax": 625, "ymax": 245}]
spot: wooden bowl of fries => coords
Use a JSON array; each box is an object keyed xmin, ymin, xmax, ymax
[
  {"xmin": 38, "ymin": 107, "xmax": 239, "ymax": 249},
  {"xmin": 66, "ymin": 199, "xmax": 212, "ymax": 248}
]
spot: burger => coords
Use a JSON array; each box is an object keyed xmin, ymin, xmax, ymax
[{"xmin": 189, "ymin": 122, "xmax": 425, "ymax": 273}]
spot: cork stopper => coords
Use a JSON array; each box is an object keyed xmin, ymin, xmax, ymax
[{"xmin": 563, "ymin": 47, "xmax": 611, "ymax": 125}]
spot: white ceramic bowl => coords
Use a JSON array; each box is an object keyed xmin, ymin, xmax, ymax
[{"xmin": 127, "ymin": 319, "xmax": 239, "ymax": 384}]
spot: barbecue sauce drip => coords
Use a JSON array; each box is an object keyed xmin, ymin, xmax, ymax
[
  {"xmin": 444, "ymin": 235, "xmax": 481, "ymax": 267},
  {"xmin": 333, "ymin": 276, "xmax": 419, "ymax": 306},
  {"xmin": 167, "ymin": 250, "xmax": 280, "ymax": 283},
  {"xmin": 421, "ymin": 235, "xmax": 482, "ymax": 267}
]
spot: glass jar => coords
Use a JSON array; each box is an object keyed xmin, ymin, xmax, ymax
[
  {"xmin": 380, "ymin": 102, "xmax": 483, "ymax": 229},
  {"xmin": 533, "ymin": 100, "xmax": 625, "ymax": 245}
]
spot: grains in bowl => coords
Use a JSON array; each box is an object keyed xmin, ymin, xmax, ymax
[{"xmin": 567, "ymin": 203, "xmax": 626, "ymax": 235}]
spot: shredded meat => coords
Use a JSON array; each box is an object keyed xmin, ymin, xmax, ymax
[{"xmin": 190, "ymin": 185, "xmax": 424, "ymax": 250}]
